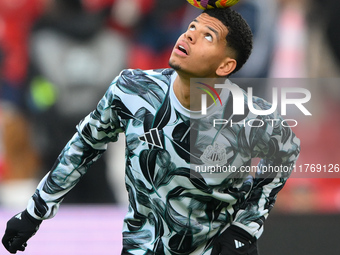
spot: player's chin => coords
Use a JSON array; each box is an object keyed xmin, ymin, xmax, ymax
[{"xmin": 168, "ymin": 58, "xmax": 181, "ymax": 71}]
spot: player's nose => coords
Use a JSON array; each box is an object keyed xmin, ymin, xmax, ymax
[{"xmin": 184, "ymin": 29, "xmax": 196, "ymax": 44}]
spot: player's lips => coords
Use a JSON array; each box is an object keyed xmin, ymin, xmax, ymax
[{"xmin": 174, "ymin": 41, "xmax": 189, "ymax": 56}]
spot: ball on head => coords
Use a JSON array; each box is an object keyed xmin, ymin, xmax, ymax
[{"xmin": 186, "ymin": 0, "xmax": 240, "ymax": 10}]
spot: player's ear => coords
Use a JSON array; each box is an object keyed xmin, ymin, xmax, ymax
[{"xmin": 216, "ymin": 57, "xmax": 237, "ymax": 77}]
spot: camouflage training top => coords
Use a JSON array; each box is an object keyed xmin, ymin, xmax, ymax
[{"xmin": 27, "ymin": 68, "xmax": 300, "ymax": 254}]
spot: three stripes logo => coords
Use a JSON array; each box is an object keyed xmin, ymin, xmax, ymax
[
  {"xmin": 15, "ymin": 212, "xmax": 22, "ymax": 220},
  {"xmin": 138, "ymin": 128, "xmax": 163, "ymax": 148},
  {"xmin": 234, "ymin": 239, "xmax": 245, "ymax": 249},
  {"xmin": 197, "ymin": 82, "xmax": 223, "ymax": 115}
]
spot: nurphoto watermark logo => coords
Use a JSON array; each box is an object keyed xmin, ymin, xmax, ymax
[
  {"xmin": 188, "ymin": 78, "xmax": 313, "ymax": 179},
  {"xmin": 189, "ymin": 78, "xmax": 340, "ymax": 179},
  {"xmin": 194, "ymin": 78, "xmax": 312, "ymax": 128}
]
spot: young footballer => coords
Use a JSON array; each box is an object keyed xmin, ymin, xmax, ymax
[{"xmin": 2, "ymin": 7, "xmax": 300, "ymax": 255}]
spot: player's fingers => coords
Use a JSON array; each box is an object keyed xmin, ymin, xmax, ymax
[
  {"xmin": 8, "ymin": 236, "xmax": 28, "ymax": 253},
  {"xmin": 2, "ymin": 230, "xmax": 16, "ymax": 251},
  {"xmin": 17, "ymin": 242, "xmax": 27, "ymax": 251}
]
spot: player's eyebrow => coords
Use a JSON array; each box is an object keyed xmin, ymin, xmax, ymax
[{"xmin": 192, "ymin": 19, "xmax": 220, "ymax": 40}]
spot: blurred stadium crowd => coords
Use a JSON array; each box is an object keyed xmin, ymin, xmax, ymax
[{"xmin": 0, "ymin": 0, "xmax": 340, "ymax": 213}]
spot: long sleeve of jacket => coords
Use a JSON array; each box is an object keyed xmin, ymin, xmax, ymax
[
  {"xmin": 231, "ymin": 98, "xmax": 300, "ymax": 239},
  {"xmin": 27, "ymin": 77, "xmax": 123, "ymax": 220}
]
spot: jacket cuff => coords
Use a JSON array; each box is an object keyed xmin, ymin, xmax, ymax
[
  {"xmin": 229, "ymin": 224, "xmax": 256, "ymax": 243},
  {"xmin": 23, "ymin": 209, "xmax": 42, "ymax": 225}
]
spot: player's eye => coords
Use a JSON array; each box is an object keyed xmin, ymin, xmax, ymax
[
  {"xmin": 205, "ymin": 34, "xmax": 213, "ymax": 42},
  {"xmin": 189, "ymin": 24, "xmax": 196, "ymax": 31}
]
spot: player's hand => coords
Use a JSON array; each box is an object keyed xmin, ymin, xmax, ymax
[
  {"xmin": 211, "ymin": 225, "xmax": 258, "ymax": 255},
  {"xmin": 2, "ymin": 210, "xmax": 42, "ymax": 254}
]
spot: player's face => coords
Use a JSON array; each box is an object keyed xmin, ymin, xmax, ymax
[{"xmin": 169, "ymin": 13, "xmax": 235, "ymax": 78}]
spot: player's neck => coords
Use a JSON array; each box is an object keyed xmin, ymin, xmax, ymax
[
  {"xmin": 173, "ymin": 75, "xmax": 200, "ymax": 110},
  {"xmin": 173, "ymin": 75, "xmax": 222, "ymax": 111}
]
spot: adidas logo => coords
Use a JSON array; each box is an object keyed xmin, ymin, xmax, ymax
[
  {"xmin": 234, "ymin": 239, "xmax": 245, "ymax": 249},
  {"xmin": 15, "ymin": 213, "xmax": 22, "ymax": 220},
  {"xmin": 138, "ymin": 128, "xmax": 163, "ymax": 148}
]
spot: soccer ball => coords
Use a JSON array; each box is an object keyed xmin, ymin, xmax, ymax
[{"xmin": 186, "ymin": 0, "xmax": 240, "ymax": 9}]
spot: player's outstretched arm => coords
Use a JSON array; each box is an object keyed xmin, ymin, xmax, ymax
[
  {"xmin": 2, "ymin": 210, "xmax": 42, "ymax": 254},
  {"xmin": 1, "ymin": 74, "xmax": 125, "ymax": 253}
]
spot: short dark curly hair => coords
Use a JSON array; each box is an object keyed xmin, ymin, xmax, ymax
[{"xmin": 203, "ymin": 8, "xmax": 253, "ymax": 75}]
